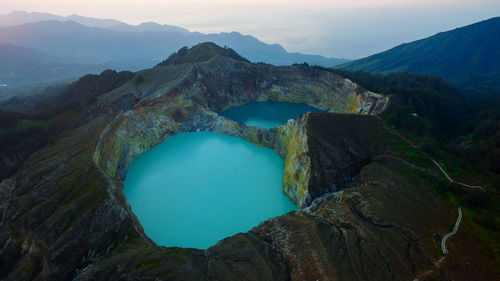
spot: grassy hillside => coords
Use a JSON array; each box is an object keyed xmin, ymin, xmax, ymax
[
  {"xmin": 339, "ymin": 17, "xmax": 500, "ymax": 94},
  {"xmin": 315, "ymin": 68, "xmax": 500, "ymax": 257},
  {"xmin": 317, "ymin": 67, "xmax": 500, "ymax": 177}
]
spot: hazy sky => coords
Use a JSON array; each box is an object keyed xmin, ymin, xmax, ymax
[{"xmin": 1, "ymin": 0, "xmax": 499, "ymax": 59}]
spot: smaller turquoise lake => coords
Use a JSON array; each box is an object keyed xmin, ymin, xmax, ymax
[
  {"xmin": 123, "ymin": 101, "xmax": 324, "ymax": 249},
  {"xmin": 220, "ymin": 100, "xmax": 326, "ymax": 128}
]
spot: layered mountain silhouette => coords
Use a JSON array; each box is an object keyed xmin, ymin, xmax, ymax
[
  {"xmin": 339, "ymin": 17, "xmax": 500, "ymax": 94},
  {"xmin": 0, "ymin": 11, "xmax": 348, "ymax": 73},
  {"xmin": 0, "ymin": 10, "xmax": 124, "ymax": 28}
]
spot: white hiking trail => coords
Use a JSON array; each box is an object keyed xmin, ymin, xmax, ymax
[{"xmin": 441, "ymin": 206, "xmax": 462, "ymax": 255}]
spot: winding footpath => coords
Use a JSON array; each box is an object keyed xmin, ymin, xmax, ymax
[
  {"xmin": 379, "ymin": 122, "xmax": 486, "ymax": 280},
  {"xmin": 425, "ymin": 153, "xmax": 484, "ymax": 190},
  {"xmin": 414, "ymin": 148, "xmax": 485, "ymax": 280},
  {"xmin": 441, "ymin": 206, "xmax": 462, "ymax": 255},
  {"xmin": 381, "ymin": 121, "xmax": 485, "ymax": 190},
  {"xmin": 413, "ymin": 206, "xmax": 463, "ymax": 281}
]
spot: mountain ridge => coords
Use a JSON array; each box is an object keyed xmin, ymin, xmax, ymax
[
  {"xmin": 0, "ymin": 11, "xmax": 349, "ymax": 68},
  {"xmin": 0, "ymin": 10, "xmax": 122, "ymax": 28},
  {"xmin": 0, "ymin": 43, "xmax": 53, "ymax": 63},
  {"xmin": 339, "ymin": 17, "xmax": 500, "ymax": 94},
  {"xmin": 0, "ymin": 43, "xmax": 112, "ymax": 87}
]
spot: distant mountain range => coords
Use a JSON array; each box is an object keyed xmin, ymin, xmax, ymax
[
  {"xmin": 339, "ymin": 17, "xmax": 500, "ymax": 94},
  {"xmin": 0, "ymin": 19, "xmax": 349, "ymax": 67},
  {"xmin": 3, "ymin": 11, "xmax": 498, "ymax": 95},
  {"xmin": 0, "ymin": 11, "xmax": 350, "ymax": 87},
  {"xmin": 0, "ymin": 10, "xmax": 191, "ymax": 34},
  {"xmin": 0, "ymin": 43, "xmax": 109, "ymax": 86}
]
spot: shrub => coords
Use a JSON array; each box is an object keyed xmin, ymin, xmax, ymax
[{"xmin": 460, "ymin": 190, "xmax": 492, "ymax": 208}]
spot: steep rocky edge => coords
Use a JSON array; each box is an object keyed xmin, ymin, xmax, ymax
[{"xmin": 1, "ymin": 47, "xmax": 495, "ymax": 280}]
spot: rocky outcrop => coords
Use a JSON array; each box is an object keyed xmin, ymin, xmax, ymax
[
  {"xmin": 274, "ymin": 116, "xmax": 311, "ymax": 206},
  {"xmin": 97, "ymin": 55, "xmax": 388, "ymax": 115},
  {"xmin": 305, "ymin": 113, "xmax": 390, "ymax": 203},
  {"xmin": 269, "ymin": 113, "xmax": 392, "ymax": 208}
]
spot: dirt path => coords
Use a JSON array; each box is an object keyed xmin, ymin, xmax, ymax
[
  {"xmin": 441, "ymin": 206, "xmax": 462, "ymax": 255},
  {"xmin": 379, "ymin": 121, "xmax": 484, "ymax": 281},
  {"xmin": 379, "ymin": 120, "xmax": 485, "ymax": 190},
  {"xmin": 423, "ymin": 152, "xmax": 484, "ymax": 190},
  {"xmin": 413, "ymin": 206, "xmax": 463, "ymax": 281}
]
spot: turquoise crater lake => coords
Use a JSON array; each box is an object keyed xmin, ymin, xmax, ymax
[
  {"xmin": 220, "ymin": 100, "xmax": 326, "ymax": 128},
  {"xmin": 123, "ymin": 132, "xmax": 295, "ymax": 249},
  {"xmin": 123, "ymin": 101, "xmax": 322, "ymax": 249}
]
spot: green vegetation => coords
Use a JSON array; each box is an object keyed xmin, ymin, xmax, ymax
[
  {"xmin": 0, "ymin": 113, "xmax": 50, "ymax": 158},
  {"xmin": 0, "ymin": 69, "xmax": 134, "ymax": 179},
  {"xmin": 37, "ymin": 69, "xmax": 133, "ymax": 109},
  {"xmin": 0, "ymin": 81, "xmax": 70, "ymax": 110},
  {"xmin": 433, "ymin": 179, "xmax": 500, "ymax": 260},
  {"xmin": 405, "ymin": 147, "xmax": 427, "ymax": 162},
  {"xmin": 317, "ymin": 68, "xmax": 500, "ymax": 177}
]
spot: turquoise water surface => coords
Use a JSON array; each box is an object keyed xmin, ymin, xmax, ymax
[
  {"xmin": 123, "ymin": 131, "xmax": 295, "ymax": 249},
  {"xmin": 220, "ymin": 100, "xmax": 326, "ymax": 128}
]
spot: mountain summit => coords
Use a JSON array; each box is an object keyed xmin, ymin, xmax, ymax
[{"xmin": 157, "ymin": 43, "xmax": 250, "ymax": 66}]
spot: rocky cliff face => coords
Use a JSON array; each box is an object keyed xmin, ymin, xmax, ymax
[
  {"xmin": 274, "ymin": 116, "xmax": 311, "ymax": 206},
  {"xmin": 0, "ymin": 49, "xmax": 494, "ymax": 281}
]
